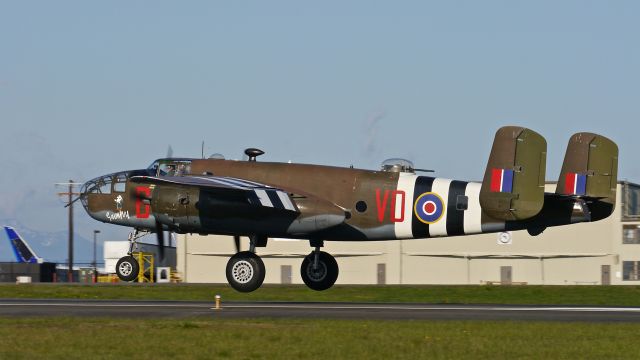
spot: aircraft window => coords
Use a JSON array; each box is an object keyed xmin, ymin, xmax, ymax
[
  {"xmin": 158, "ymin": 163, "xmax": 175, "ymax": 176},
  {"xmin": 98, "ymin": 177, "xmax": 112, "ymax": 194},
  {"xmin": 176, "ymin": 163, "xmax": 191, "ymax": 176},
  {"xmin": 84, "ymin": 181, "xmax": 99, "ymax": 194},
  {"xmin": 158, "ymin": 161, "xmax": 192, "ymax": 177},
  {"xmin": 456, "ymin": 195, "xmax": 469, "ymax": 211},
  {"xmin": 148, "ymin": 162, "xmax": 159, "ymax": 175},
  {"xmin": 355, "ymin": 201, "xmax": 367, "ymax": 213},
  {"xmin": 113, "ymin": 174, "xmax": 126, "ymax": 193}
]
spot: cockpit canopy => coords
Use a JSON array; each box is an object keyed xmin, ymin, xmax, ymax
[
  {"xmin": 380, "ymin": 158, "xmax": 415, "ymax": 173},
  {"xmin": 147, "ymin": 159, "xmax": 193, "ymax": 177}
]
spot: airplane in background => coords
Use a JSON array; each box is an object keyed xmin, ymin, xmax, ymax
[
  {"xmin": 3, "ymin": 226, "xmax": 44, "ymax": 264},
  {"xmin": 74, "ymin": 126, "xmax": 618, "ymax": 292}
]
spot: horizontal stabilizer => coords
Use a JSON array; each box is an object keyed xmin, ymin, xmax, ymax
[{"xmin": 480, "ymin": 126, "xmax": 547, "ymax": 221}]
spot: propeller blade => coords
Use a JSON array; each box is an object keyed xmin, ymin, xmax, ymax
[
  {"xmin": 156, "ymin": 220, "xmax": 165, "ymax": 261},
  {"xmin": 233, "ymin": 235, "xmax": 240, "ymax": 253},
  {"xmin": 166, "ymin": 145, "xmax": 174, "ymax": 159},
  {"xmin": 170, "ymin": 232, "xmax": 176, "ymax": 247}
]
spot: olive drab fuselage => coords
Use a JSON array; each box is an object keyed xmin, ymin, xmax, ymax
[{"xmin": 81, "ymin": 157, "xmax": 609, "ymax": 242}]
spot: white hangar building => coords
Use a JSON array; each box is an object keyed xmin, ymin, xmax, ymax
[{"xmin": 176, "ymin": 182, "xmax": 640, "ymax": 285}]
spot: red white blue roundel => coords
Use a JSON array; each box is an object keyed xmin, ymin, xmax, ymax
[{"xmin": 414, "ymin": 192, "xmax": 445, "ymax": 224}]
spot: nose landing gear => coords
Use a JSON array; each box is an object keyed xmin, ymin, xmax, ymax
[{"xmin": 115, "ymin": 229, "xmax": 148, "ymax": 282}]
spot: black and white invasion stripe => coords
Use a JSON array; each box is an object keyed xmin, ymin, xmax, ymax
[
  {"xmin": 394, "ymin": 174, "xmax": 483, "ymax": 238},
  {"xmin": 247, "ymin": 189, "xmax": 297, "ymax": 212}
]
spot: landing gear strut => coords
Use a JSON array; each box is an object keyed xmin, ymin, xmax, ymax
[
  {"xmin": 300, "ymin": 241, "xmax": 339, "ymax": 291},
  {"xmin": 225, "ymin": 236, "xmax": 266, "ymax": 292},
  {"xmin": 115, "ymin": 229, "xmax": 148, "ymax": 282}
]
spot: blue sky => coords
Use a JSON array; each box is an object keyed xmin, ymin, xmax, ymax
[{"xmin": 0, "ymin": 1, "xmax": 638, "ymax": 260}]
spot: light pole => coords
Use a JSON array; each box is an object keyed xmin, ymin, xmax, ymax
[{"xmin": 93, "ymin": 230, "xmax": 100, "ymax": 283}]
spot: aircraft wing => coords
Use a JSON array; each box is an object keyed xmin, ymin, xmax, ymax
[
  {"xmin": 129, "ymin": 175, "xmax": 299, "ymax": 213},
  {"xmin": 130, "ymin": 175, "xmax": 346, "ymax": 235}
]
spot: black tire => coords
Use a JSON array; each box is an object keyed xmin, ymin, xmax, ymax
[
  {"xmin": 116, "ymin": 256, "xmax": 139, "ymax": 282},
  {"xmin": 301, "ymin": 251, "xmax": 339, "ymax": 291},
  {"xmin": 226, "ymin": 251, "xmax": 265, "ymax": 292}
]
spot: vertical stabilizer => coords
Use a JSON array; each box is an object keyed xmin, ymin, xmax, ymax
[
  {"xmin": 555, "ymin": 133, "xmax": 618, "ymax": 220},
  {"xmin": 480, "ymin": 126, "xmax": 547, "ymax": 221},
  {"xmin": 556, "ymin": 132, "xmax": 618, "ymax": 200},
  {"xmin": 3, "ymin": 226, "xmax": 43, "ymax": 264}
]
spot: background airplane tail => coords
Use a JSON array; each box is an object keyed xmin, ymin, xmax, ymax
[
  {"xmin": 480, "ymin": 126, "xmax": 547, "ymax": 221},
  {"xmin": 555, "ymin": 132, "xmax": 618, "ymax": 220},
  {"xmin": 3, "ymin": 226, "xmax": 42, "ymax": 264}
]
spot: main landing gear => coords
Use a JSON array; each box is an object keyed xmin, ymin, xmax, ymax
[
  {"xmin": 226, "ymin": 238, "xmax": 339, "ymax": 292},
  {"xmin": 300, "ymin": 243, "xmax": 339, "ymax": 291},
  {"xmin": 226, "ymin": 235, "xmax": 267, "ymax": 292},
  {"xmin": 115, "ymin": 230, "xmax": 148, "ymax": 282},
  {"xmin": 226, "ymin": 251, "xmax": 266, "ymax": 292}
]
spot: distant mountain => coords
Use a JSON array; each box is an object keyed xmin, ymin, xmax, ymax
[{"xmin": 0, "ymin": 218, "xmax": 102, "ymax": 265}]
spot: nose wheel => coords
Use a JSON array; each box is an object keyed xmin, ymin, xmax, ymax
[
  {"xmin": 226, "ymin": 251, "xmax": 266, "ymax": 292},
  {"xmin": 301, "ymin": 250, "xmax": 339, "ymax": 291},
  {"xmin": 115, "ymin": 255, "xmax": 139, "ymax": 282}
]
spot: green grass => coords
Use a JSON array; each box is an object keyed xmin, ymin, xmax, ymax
[
  {"xmin": 0, "ymin": 317, "xmax": 638, "ymax": 359},
  {"xmin": 3, "ymin": 283, "xmax": 640, "ymax": 306}
]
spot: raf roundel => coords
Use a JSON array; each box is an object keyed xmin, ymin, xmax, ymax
[{"xmin": 414, "ymin": 192, "xmax": 445, "ymax": 224}]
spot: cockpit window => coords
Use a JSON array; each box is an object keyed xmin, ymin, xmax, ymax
[
  {"xmin": 98, "ymin": 177, "xmax": 112, "ymax": 194},
  {"xmin": 83, "ymin": 175, "xmax": 114, "ymax": 195},
  {"xmin": 156, "ymin": 160, "xmax": 192, "ymax": 177},
  {"xmin": 147, "ymin": 161, "xmax": 160, "ymax": 173},
  {"xmin": 113, "ymin": 174, "xmax": 126, "ymax": 192}
]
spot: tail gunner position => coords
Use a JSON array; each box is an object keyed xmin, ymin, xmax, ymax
[{"xmin": 79, "ymin": 126, "xmax": 618, "ymax": 292}]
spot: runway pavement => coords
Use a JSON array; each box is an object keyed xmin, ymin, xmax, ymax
[{"xmin": 2, "ymin": 299, "xmax": 640, "ymax": 322}]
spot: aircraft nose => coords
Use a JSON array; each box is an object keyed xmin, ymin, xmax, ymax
[{"xmin": 79, "ymin": 179, "xmax": 93, "ymax": 213}]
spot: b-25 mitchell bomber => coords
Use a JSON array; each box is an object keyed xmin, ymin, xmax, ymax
[{"xmin": 78, "ymin": 126, "xmax": 618, "ymax": 292}]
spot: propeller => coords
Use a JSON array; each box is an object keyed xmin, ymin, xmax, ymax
[
  {"xmin": 155, "ymin": 220, "xmax": 165, "ymax": 261},
  {"xmin": 233, "ymin": 235, "xmax": 241, "ymax": 253}
]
